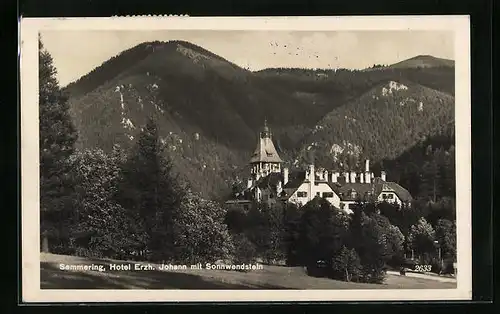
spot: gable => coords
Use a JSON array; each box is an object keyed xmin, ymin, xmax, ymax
[{"xmin": 250, "ymin": 137, "xmax": 283, "ymax": 163}]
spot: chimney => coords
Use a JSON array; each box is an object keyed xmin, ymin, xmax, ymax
[
  {"xmin": 350, "ymin": 171, "xmax": 356, "ymax": 183},
  {"xmin": 247, "ymin": 178, "xmax": 253, "ymax": 189},
  {"xmin": 324, "ymin": 170, "xmax": 329, "ymax": 182},
  {"xmin": 308, "ymin": 164, "xmax": 315, "ymax": 200},
  {"xmin": 283, "ymin": 167, "xmax": 289, "ymax": 186},
  {"xmin": 360, "ymin": 173, "xmax": 364, "ymax": 183},
  {"xmin": 309, "ymin": 164, "xmax": 315, "ymax": 184},
  {"xmin": 381, "ymin": 171, "xmax": 386, "ymax": 181},
  {"xmin": 335, "ymin": 172, "xmax": 340, "ymax": 183},
  {"xmin": 365, "ymin": 159, "xmax": 370, "ymax": 172},
  {"xmin": 344, "ymin": 172, "xmax": 349, "ymax": 183},
  {"xmin": 365, "ymin": 171, "xmax": 371, "ymax": 184},
  {"xmin": 317, "ymin": 170, "xmax": 323, "ymax": 181},
  {"xmin": 276, "ymin": 180, "xmax": 283, "ymax": 195}
]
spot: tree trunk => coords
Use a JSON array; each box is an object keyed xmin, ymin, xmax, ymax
[
  {"xmin": 41, "ymin": 234, "xmax": 49, "ymax": 253},
  {"xmin": 345, "ymin": 268, "xmax": 350, "ymax": 282}
]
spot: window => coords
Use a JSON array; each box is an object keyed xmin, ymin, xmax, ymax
[
  {"xmin": 348, "ymin": 203, "xmax": 356, "ymax": 209},
  {"xmin": 297, "ymin": 191, "xmax": 308, "ymax": 198},
  {"xmin": 382, "ymin": 193, "xmax": 387, "ymax": 199},
  {"xmin": 323, "ymin": 192, "xmax": 334, "ymax": 198},
  {"xmin": 340, "ymin": 203, "xmax": 345, "ymax": 209},
  {"xmin": 269, "ymin": 193, "xmax": 274, "ymax": 199},
  {"xmin": 316, "ymin": 192, "xmax": 320, "ymax": 196},
  {"xmin": 387, "ymin": 193, "xmax": 394, "ymax": 199},
  {"xmin": 314, "ymin": 182, "xmax": 319, "ymax": 186}
]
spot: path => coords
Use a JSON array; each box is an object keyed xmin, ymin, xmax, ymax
[{"xmin": 386, "ymin": 270, "xmax": 457, "ymax": 283}]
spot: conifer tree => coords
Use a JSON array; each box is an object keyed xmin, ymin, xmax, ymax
[
  {"xmin": 39, "ymin": 38, "xmax": 78, "ymax": 253},
  {"xmin": 116, "ymin": 117, "xmax": 185, "ymax": 262}
]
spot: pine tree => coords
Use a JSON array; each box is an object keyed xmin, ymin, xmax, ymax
[
  {"xmin": 420, "ymin": 159, "xmax": 439, "ymax": 202},
  {"xmin": 39, "ymin": 38, "xmax": 78, "ymax": 253},
  {"xmin": 116, "ymin": 117, "xmax": 185, "ymax": 262}
]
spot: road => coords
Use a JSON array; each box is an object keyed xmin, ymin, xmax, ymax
[{"xmin": 386, "ymin": 270, "xmax": 457, "ymax": 283}]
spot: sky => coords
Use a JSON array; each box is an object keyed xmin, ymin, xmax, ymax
[{"xmin": 40, "ymin": 30, "xmax": 454, "ymax": 87}]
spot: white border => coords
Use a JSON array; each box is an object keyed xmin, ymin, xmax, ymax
[{"xmin": 20, "ymin": 16, "xmax": 472, "ymax": 302}]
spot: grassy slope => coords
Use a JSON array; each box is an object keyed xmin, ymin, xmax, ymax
[{"xmin": 41, "ymin": 253, "xmax": 456, "ymax": 290}]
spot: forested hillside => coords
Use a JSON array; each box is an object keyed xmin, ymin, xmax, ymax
[
  {"xmin": 63, "ymin": 40, "xmax": 455, "ymax": 199},
  {"xmin": 298, "ymin": 80, "xmax": 454, "ymax": 171}
]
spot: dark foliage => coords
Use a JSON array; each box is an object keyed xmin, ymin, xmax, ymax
[
  {"xmin": 114, "ymin": 117, "xmax": 185, "ymax": 262},
  {"xmin": 39, "ymin": 39, "xmax": 79, "ymax": 253}
]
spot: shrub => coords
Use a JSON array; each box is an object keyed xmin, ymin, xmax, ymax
[
  {"xmin": 174, "ymin": 192, "xmax": 234, "ymax": 264},
  {"xmin": 331, "ymin": 246, "xmax": 363, "ymax": 282},
  {"xmin": 69, "ymin": 148, "xmax": 148, "ymax": 259},
  {"xmin": 224, "ymin": 207, "xmax": 248, "ymax": 234}
]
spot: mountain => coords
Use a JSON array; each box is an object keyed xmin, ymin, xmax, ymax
[
  {"xmin": 65, "ymin": 40, "xmax": 330, "ymax": 199},
  {"xmin": 387, "ymin": 55, "xmax": 455, "ymax": 69},
  {"xmin": 63, "ymin": 40, "xmax": 455, "ymax": 200},
  {"xmin": 297, "ymin": 80, "xmax": 454, "ymax": 170}
]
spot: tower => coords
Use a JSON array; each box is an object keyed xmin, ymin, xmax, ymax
[{"xmin": 249, "ymin": 119, "xmax": 283, "ymax": 180}]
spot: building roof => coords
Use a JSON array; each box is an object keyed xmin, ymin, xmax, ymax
[
  {"xmin": 279, "ymin": 171, "xmax": 306, "ymax": 200},
  {"xmin": 337, "ymin": 179, "xmax": 412, "ymax": 202},
  {"xmin": 338, "ymin": 182, "xmax": 378, "ymax": 201},
  {"xmin": 379, "ymin": 181, "xmax": 413, "ymax": 202},
  {"xmin": 249, "ymin": 122, "xmax": 283, "ymax": 164}
]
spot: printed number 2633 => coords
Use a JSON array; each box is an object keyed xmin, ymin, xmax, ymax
[{"xmin": 415, "ymin": 265, "xmax": 432, "ymax": 272}]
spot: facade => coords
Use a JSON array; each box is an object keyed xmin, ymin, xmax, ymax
[{"xmin": 226, "ymin": 122, "xmax": 413, "ymax": 214}]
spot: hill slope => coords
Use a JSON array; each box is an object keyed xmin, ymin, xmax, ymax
[
  {"xmin": 298, "ymin": 80, "xmax": 454, "ymax": 170},
  {"xmin": 66, "ymin": 40, "xmax": 322, "ymax": 198},
  {"xmin": 388, "ymin": 55, "xmax": 455, "ymax": 69}
]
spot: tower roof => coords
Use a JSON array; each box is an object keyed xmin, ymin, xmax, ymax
[{"xmin": 249, "ymin": 120, "xmax": 283, "ymax": 164}]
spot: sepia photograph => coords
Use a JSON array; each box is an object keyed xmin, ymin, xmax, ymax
[{"xmin": 20, "ymin": 16, "xmax": 471, "ymax": 302}]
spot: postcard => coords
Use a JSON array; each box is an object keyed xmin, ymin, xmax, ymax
[{"xmin": 20, "ymin": 15, "xmax": 471, "ymax": 302}]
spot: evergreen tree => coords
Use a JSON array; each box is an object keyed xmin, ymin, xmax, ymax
[
  {"xmin": 116, "ymin": 117, "xmax": 185, "ymax": 262},
  {"xmin": 39, "ymin": 38, "xmax": 78, "ymax": 253},
  {"xmin": 348, "ymin": 203, "xmax": 389, "ymax": 283},
  {"xmin": 420, "ymin": 159, "xmax": 440, "ymax": 201},
  {"xmin": 282, "ymin": 202, "xmax": 302, "ymax": 266},
  {"xmin": 296, "ymin": 198, "xmax": 350, "ymax": 268}
]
